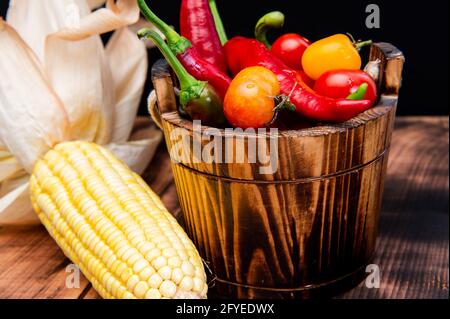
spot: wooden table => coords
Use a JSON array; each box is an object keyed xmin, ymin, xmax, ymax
[{"xmin": 0, "ymin": 116, "xmax": 448, "ymax": 299}]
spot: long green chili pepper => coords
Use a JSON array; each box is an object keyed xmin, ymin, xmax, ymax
[{"xmin": 138, "ymin": 29, "xmax": 227, "ymax": 127}]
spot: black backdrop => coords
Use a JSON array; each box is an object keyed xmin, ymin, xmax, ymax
[{"xmin": 1, "ymin": 0, "xmax": 449, "ymax": 115}]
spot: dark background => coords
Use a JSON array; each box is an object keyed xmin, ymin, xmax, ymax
[{"xmin": 1, "ymin": 0, "xmax": 449, "ymax": 115}]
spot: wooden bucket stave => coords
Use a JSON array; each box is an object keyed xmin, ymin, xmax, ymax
[{"xmin": 151, "ymin": 43, "xmax": 405, "ymax": 298}]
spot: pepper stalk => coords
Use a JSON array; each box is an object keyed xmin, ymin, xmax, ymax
[
  {"xmin": 138, "ymin": 29, "xmax": 227, "ymax": 127},
  {"xmin": 138, "ymin": 28, "xmax": 199, "ymax": 106},
  {"xmin": 255, "ymin": 11, "xmax": 285, "ymax": 49},
  {"xmin": 355, "ymin": 40, "xmax": 373, "ymax": 50},
  {"xmin": 137, "ymin": 0, "xmax": 192, "ymax": 55},
  {"xmin": 208, "ymin": 0, "xmax": 228, "ymax": 45},
  {"xmin": 346, "ymin": 33, "xmax": 373, "ymax": 51}
]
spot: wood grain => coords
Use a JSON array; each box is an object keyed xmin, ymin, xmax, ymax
[
  {"xmin": 0, "ymin": 117, "xmax": 447, "ymax": 299},
  {"xmin": 171, "ymin": 156, "xmax": 388, "ymax": 298},
  {"xmin": 0, "ymin": 225, "xmax": 91, "ymax": 299},
  {"xmin": 340, "ymin": 117, "xmax": 449, "ymax": 299}
]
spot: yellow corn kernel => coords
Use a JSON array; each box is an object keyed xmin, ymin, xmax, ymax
[
  {"xmin": 180, "ymin": 277, "xmax": 194, "ymax": 291},
  {"xmin": 158, "ymin": 266, "xmax": 172, "ymax": 280},
  {"xmin": 30, "ymin": 141, "xmax": 207, "ymax": 299},
  {"xmin": 171, "ymin": 268, "xmax": 184, "ymax": 284},
  {"xmin": 148, "ymin": 273, "xmax": 163, "ymax": 289},
  {"xmin": 160, "ymin": 280, "xmax": 177, "ymax": 298},
  {"xmin": 145, "ymin": 288, "xmax": 161, "ymax": 299}
]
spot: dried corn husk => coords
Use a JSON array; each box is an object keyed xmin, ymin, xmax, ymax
[
  {"xmin": 88, "ymin": 0, "xmax": 107, "ymax": 10},
  {"xmin": 0, "ymin": 0, "xmax": 162, "ymax": 225}
]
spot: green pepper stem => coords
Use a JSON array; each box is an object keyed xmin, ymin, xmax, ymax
[
  {"xmin": 255, "ymin": 11, "xmax": 285, "ymax": 49},
  {"xmin": 355, "ymin": 40, "xmax": 373, "ymax": 50},
  {"xmin": 138, "ymin": 29, "xmax": 197, "ymax": 90},
  {"xmin": 137, "ymin": 0, "xmax": 191, "ymax": 54},
  {"xmin": 347, "ymin": 83, "xmax": 369, "ymax": 100},
  {"xmin": 208, "ymin": 0, "xmax": 228, "ymax": 45}
]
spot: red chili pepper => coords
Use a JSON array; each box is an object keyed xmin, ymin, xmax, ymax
[
  {"xmin": 138, "ymin": 0, "xmax": 231, "ymax": 99},
  {"xmin": 176, "ymin": 49, "xmax": 231, "ymax": 99},
  {"xmin": 225, "ymin": 36, "xmax": 249, "ymax": 75},
  {"xmin": 180, "ymin": 0, "xmax": 227, "ymax": 72},
  {"xmin": 295, "ymin": 70, "xmax": 315, "ymax": 89},
  {"xmin": 314, "ymin": 70, "xmax": 378, "ymax": 107},
  {"xmin": 224, "ymin": 37, "xmax": 372, "ymax": 122}
]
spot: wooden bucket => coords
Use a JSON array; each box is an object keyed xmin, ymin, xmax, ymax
[{"xmin": 150, "ymin": 43, "xmax": 404, "ymax": 299}]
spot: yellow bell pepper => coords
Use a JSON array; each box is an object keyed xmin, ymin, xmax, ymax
[{"xmin": 301, "ymin": 34, "xmax": 372, "ymax": 80}]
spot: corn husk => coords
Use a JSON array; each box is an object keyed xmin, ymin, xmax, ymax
[
  {"xmin": 106, "ymin": 27, "xmax": 148, "ymax": 142},
  {"xmin": 88, "ymin": 0, "xmax": 107, "ymax": 10},
  {"xmin": 0, "ymin": 1, "xmax": 162, "ymax": 225},
  {"xmin": 0, "ymin": 18, "xmax": 70, "ymax": 172}
]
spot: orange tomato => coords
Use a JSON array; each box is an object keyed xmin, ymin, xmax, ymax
[{"xmin": 224, "ymin": 66, "xmax": 280, "ymax": 129}]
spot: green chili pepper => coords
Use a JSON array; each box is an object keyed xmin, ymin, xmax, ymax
[
  {"xmin": 347, "ymin": 83, "xmax": 369, "ymax": 100},
  {"xmin": 138, "ymin": 29, "xmax": 227, "ymax": 127}
]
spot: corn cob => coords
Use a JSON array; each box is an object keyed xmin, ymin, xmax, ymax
[{"xmin": 29, "ymin": 141, "xmax": 207, "ymax": 299}]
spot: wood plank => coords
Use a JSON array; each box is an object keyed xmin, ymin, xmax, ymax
[
  {"xmin": 339, "ymin": 116, "xmax": 449, "ymax": 299},
  {"xmin": 141, "ymin": 142, "xmax": 175, "ymax": 195},
  {"xmin": 0, "ymin": 117, "xmax": 447, "ymax": 299},
  {"xmin": 0, "ymin": 225, "xmax": 91, "ymax": 299}
]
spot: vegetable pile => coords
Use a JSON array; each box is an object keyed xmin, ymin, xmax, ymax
[{"xmin": 138, "ymin": 0, "xmax": 378, "ymax": 129}]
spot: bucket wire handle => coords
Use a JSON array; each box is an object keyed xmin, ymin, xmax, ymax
[
  {"xmin": 148, "ymin": 90, "xmax": 163, "ymax": 130},
  {"xmin": 202, "ymin": 258, "xmax": 217, "ymax": 288}
]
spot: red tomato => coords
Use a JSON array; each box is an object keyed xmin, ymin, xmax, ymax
[
  {"xmin": 314, "ymin": 70, "xmax": 378, "ymax": 106},
  {"xmin": 272, "ymin": 33, "xmax": 311, "ymax": 70},
  {"xmin": 224, "ymin": 66, "xmax": 280, "ymax": 129}
]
